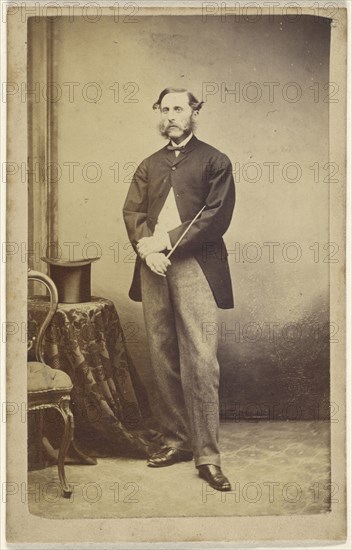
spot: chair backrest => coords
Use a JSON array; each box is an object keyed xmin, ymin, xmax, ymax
[{"xmin": 28, "ymin": 269, "xmax": 59, "ymax": 363}]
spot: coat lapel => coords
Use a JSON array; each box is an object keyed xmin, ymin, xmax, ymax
[{"xmin": 151, "ymin": 135, "xmax": 201, "ymax": 219}]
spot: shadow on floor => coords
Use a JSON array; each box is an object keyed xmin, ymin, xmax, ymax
[{"xmin": 27, "ymin": 420, "xmax": 331, "ymax": 518}]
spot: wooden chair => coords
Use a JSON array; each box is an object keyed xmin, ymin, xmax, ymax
[{"xmin": 28, "ymin": 269, "xmax": 73, "ymax": 498}]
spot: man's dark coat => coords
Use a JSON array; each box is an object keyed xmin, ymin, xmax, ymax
[{"xmin": 123, "ymin": 135, "xmax": 236, "ymax": 309}]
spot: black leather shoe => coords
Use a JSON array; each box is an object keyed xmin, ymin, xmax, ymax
[
  {"xmin": 198, "ymin": 464, "xmax": 231, "ymax": 491},
  {"xmin": 147, "ymin": 447, "xmax": 193, "ymax": 468}
]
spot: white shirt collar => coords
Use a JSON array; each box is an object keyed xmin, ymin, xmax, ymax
[{"xmin": 171, "ymin": 132, "xmax": 194, "ymax": 148}]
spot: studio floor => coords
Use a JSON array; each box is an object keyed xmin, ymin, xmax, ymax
[{"xmin": 28, "ymin": 420, "xmax": 331, "ymax": 518}]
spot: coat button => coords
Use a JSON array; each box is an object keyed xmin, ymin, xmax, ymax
[{"xmin": 171, "ymin": 166, "xmax": 176, "ymax": 171}]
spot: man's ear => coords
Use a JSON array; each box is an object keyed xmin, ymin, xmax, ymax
[{"xmin": 192, "ymin": 110, "xmax": 199, "ymax": 119}]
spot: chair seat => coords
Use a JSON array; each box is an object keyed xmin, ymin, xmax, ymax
[{"xmin": 28, "ymin": 362, "xmax": 73, "ymax": 393}]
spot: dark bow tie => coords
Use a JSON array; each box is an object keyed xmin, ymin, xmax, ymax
[{"xmin": 167, "ymin": 144, "xmax": 186, "ymax": 152}]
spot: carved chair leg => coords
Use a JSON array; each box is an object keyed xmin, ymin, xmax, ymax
[
  {"xmin": 38, "ymin": 409, "xmax": 44, "ymax": 466},
  {"xmin": 57, "ymin": 399, "xmax": 74, "ymax": 498}
]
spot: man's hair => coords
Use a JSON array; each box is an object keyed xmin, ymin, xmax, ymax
[{"xmin": 152, "ymin": 88, "xmax": 204, "ymax": 111}]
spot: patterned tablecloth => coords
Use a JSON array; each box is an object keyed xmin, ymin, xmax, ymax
[{"xmin": 28, "ymin": 296, "xmax": 162, "ymax": 458}]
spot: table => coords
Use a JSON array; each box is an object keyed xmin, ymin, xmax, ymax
[{"xmin": 28, "ymin": 296, "xmax": 162, "ymax": 460}]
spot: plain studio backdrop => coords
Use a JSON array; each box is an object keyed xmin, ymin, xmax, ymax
[{"xmin": 28, "ymin": 14, "xmax": 331, "ymax": 421}]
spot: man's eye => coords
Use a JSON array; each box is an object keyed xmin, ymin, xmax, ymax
[
  {"xmin": 175, "ymin": 108, "xmax": 182, "ymax": 113},
  {"xmin": 162, "ymin": 109, "xmax": 168, "ymax": 114}
]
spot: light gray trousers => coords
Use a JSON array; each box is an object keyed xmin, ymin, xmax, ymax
[{"xmin": 141, "ymin": 256, "xmax": 221, "ymax": 467}]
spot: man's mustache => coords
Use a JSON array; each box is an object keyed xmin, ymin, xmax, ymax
[{"xmin": 158, "ymin": 117, "xmax": 196, "ymax": 138}]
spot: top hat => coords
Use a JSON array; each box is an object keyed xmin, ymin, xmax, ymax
[{"xmin": 41, "ymin": 256, "xmax": 100, "ymax": 303}]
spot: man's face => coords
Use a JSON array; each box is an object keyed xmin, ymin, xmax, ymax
[{"xmin": 159, "ymin": 92, "xmax": 198, "ymax": 143}]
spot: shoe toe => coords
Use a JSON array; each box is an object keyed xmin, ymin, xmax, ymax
[
  {"xmin": 220, "ymin": 480, "xmax": 231, "ymax": 491},
  {"xmin": 147, "ymin": 447, "xmax": 193, "ymax": 467},
  {"xmin": 198, "ymin": 465, "xmax": 231, "ymax": 491}
]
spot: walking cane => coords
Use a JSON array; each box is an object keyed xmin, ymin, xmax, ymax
[{"xmin": 166, "ymin": 204, "xmax": 207, "ymax": 259}]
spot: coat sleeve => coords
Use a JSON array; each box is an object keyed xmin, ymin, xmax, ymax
[
  {"xmin": 122, "ymin": 158, "xmax": 153, "ymax": 249},
  {"xmin": 168, "ymin": 154, "xmax": 235, "ymax": 252}
]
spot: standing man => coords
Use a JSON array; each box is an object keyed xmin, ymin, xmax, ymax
[{"xmin": 123, "ymin": 88, "xmax": 235, "ymax": 491}]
